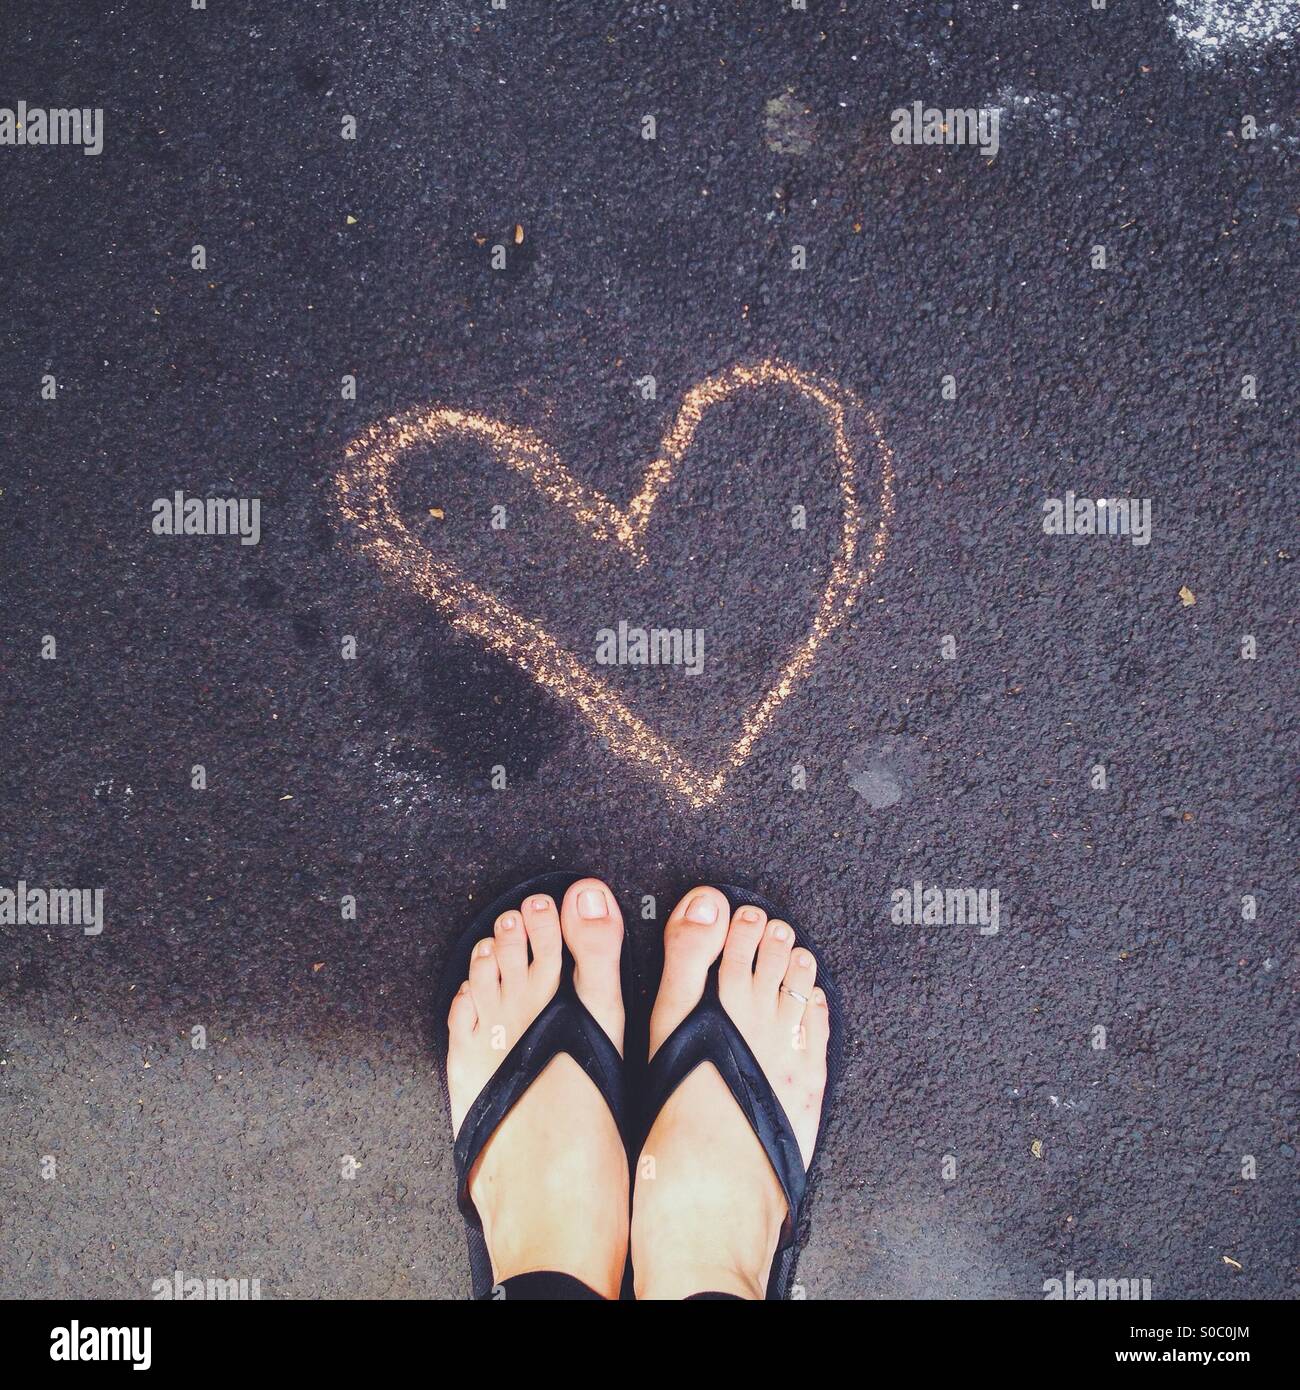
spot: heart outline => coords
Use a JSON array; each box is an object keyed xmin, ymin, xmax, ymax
[{"xmin": 336, "ymin": 360, "xmax": 894, "ymax": 808}]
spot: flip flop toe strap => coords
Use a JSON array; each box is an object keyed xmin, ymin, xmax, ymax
[
  {"xmin": 453, "ymin": 964, "xmax": 626, "ymax": 1225},
  {"xmin": 643, "ymin": 973, "xmax": 807, "ymax": 1238}
]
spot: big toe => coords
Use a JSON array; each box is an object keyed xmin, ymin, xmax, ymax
[
  {"xmin": 650, "ymin": 886, "xmax": 730, "ymax": 1051},
  {"xmin": 560, "ymin": 877, "xmax": 625, "ymax": 1052}
]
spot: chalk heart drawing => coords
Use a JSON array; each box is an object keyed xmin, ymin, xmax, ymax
[{"xmin": 336, "ymin": 360, "xmax": 895, "ymax": 809}]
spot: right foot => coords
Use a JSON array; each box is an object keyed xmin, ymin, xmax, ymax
[
  {"xmin": 446, "ymin": 877, "xmax": 628, "ymax": 1298},
  {"xmin": 631, "ymin": 886, "xmax": 830, "ymax": 1300}
]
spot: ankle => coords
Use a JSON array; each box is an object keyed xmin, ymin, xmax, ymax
[
  {"xmin": 495, "ymin": 1251, "xmax": 625, "ymax": 1300},
  {"xmin": 635, "ymin": 1260, "xmax": 765, "ymax": 1301},
  {"xmin": 479, "ymin": 1184, "xmax": 629, "ymax": 1301}
]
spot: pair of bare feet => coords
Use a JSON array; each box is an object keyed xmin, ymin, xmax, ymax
[{"xmin": 446, "ymin": 878, "xmax": 829, "ymax": 1299}]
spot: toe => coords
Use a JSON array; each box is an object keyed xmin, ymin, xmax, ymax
[
  {"xmin": 651, "ymin": 886, "xmax": 730, "ymax": 1051},
  {"xmin": 448, "ymin": 980, "xmax": 478, "ymax": 1037},
  {"xmin": 493, "ymin": 910, "xmax": 529, "ymax": 988},
  {"xmin": 560, "ymin": 878, "xmax": 625, "ymax": 1052},
  {"xmin": 559, "ymin": 877, "xmax": 624, "ymax": 962},
  {"xmin": 753, "ymin": 918, "xmax": 796, "ymax": 998},
  {"xmin": 719, "ymin": 903, "xmax": 767, "ymax": 990},
  {"xmin": 467, "ymin": 936, "xmax": 501, "ymax": 1008},
  {"xmin": 803, "ymin": 986, "xmax": 831, "ymax": 1060},
  {"xmin": 521, "ymin": 892, "xmax": 562, "ymax": 989},
  {"xmin": 778, "ymin": 947, "xmax": 818, "ymax": 1024}
]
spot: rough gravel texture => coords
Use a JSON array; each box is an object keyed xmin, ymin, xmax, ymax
[{"xmin": 1, "ymin": 1, "xmax": 1295, "ymax": 1300}]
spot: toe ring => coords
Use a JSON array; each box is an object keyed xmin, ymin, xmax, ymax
[{"xmin": 781, "ymin": 986, "xmax": 810, "ymax": 1005}]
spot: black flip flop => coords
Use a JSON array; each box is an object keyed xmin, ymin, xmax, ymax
[
  {"xmin": 433, "ymin": 870, "xmax": 633, "ymax": 1300},
  {"xmin": 638, "ymin": 882, "xmax": 845, "ymax": 1300}
]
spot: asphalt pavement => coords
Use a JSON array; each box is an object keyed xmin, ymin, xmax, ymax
[{"xmin": 1, "ymin": 1, "xmax": 1295, "ymax": 1299}]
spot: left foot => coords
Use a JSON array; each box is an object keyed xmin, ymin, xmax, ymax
[{"xmin": 446, "ymin": 878, "xmax": 628, "ymax": 1297}]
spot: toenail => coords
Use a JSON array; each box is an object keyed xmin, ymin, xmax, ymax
[
  {"xmin": 738, "ymin": 906, "xmax": 762, "ymax": 922},
  {"xmin": 771, "ymin": 923, "xmax": 789, "ymax": 941},
  {"xmin": 577, "ymin": 888, "xmax": 606, "ymax": 919},
  {"xmin": 797, "ymin": 949, "xmax": 813, "ymax": 967},
  {"xmin": 477, "ymin": 941, "xmax": 493, "ymax": 957},
  {"xmin": 500, "ymin": 913, "xmax": 520, "ymax": 931},
  {"xmin": 530, "ymin": 897, "xmax": 549, "ymax": 911},
  {"xmin": 686, "ymin": 894, "xmax": 719, "ymax": 924}
]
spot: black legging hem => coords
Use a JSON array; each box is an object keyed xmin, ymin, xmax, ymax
[{"xmin": 482, "ymin": 1272, "xmax": 742, "ymax": 1300}]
